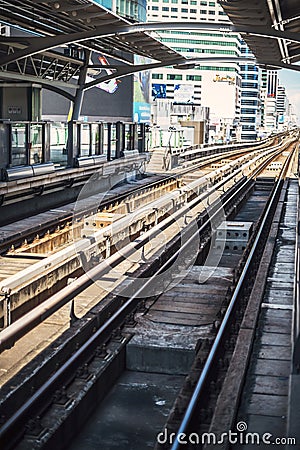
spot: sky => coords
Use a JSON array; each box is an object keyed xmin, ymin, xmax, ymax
[{"xmin": 277, "ymin": 68, "xmax": 300, "ymax": 122}]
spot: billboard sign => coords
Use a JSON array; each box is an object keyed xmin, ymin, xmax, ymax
[
  {"xmin": 133, "ymin": 55, "xmax": 151, "ymax": 123},
  {"xmin": 201, "ymin": 72, "xmax": 237, "ymax": 121},
  {"xmin": 152, "ymin": 83, "xmax": 167, "ymax": 99},
  {"xmin": 174, "ymin": 84, "xmax": 194, "ymax": 102},
  {"xmin": 86, "ymin": 55, "xmax": 119, "ymax": 94}
]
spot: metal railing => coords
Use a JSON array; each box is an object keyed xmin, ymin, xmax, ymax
[{"xmin": 292, "ymin": 176, "xmax": 300, "ymax": 373}]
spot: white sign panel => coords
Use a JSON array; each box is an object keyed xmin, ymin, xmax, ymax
[
  {"xmin": 201, "ymin": 72, "xmax": 238, "ymax": 121},
  {"xmin": 174, "ymin": 84, "xmax": 194, "ymax": 102}
]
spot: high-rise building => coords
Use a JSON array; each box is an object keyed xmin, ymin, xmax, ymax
[
  {"xmin": 239, "ymin": 41, "xmax": 260, "ymax": 141},
  {"xmin": 148, "ymin": 2, "xmax": 299, "ymax": 141},
  {"xmin": 276, "ymin": 84, "xmax": 289, "ymax": 130},
  {"xmin": 148, "ymin": 1, "xmax": 243, "ymax": 143},
  {"xmin": 259, "ymin": 69, "xmax": 278, "ymax": 133},
  {"xmin": 92, "ymin": 0, "xmax": 147, "ymax": 21}
]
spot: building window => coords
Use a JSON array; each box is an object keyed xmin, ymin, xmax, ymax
[
  {"xmin": 242, "ymin": 82, "xmax": 258, "ymax": 89},
  {"xmin": 152, "ymin": 6, "xmax": 159, "ymax": 9},
  {"xmin": 243, "ymin": 91, "xmax": 258, "ymax": 97},
  {"xmin": 162, "ymin": 6, "xmax": 169, "ymax": 10},
  {"xmin": 241, "ymin": 73, "xmax": 258, "ymax": 81},
  {"xmin": 152, "ymin": 73, "xmax": 163, "ymax": 79},
  {"xmin": 181, "ymin": 8, "xmax": 188, "ymax": 12},
  {"xmin": 186, "ymin": 75, "xmax": 202, "ymax": 81},
  {"xmin": 190, "ymin": 8, "xmax": 197, "ymax": 13},
  {"xmin": 241, "ymin": 108, "xmax": 256, "ymax": 114},
  {"xmin": 200, "ymin": 0, "xmax": 207, "ymax": 4},
  {"xmin": 208, "ymin": 10, "xmax": 215, "ymax": 14},
  {"xmin": 209, "ymin": 1, "xmax": 215, "ymax": 5},
  {"xmin": 242, "ymin": 117, "xmax": 256, "ymax": 123},
  {"xmin": 160, "ymin": 37, "xmax": 237, "ymax": 46},
  {"xmin": 200, "ymin": 9, "xmax": 207, "ymax": 13},
  {"xmin": 171, "ymin": 7, "xmax": 178, "ymax": 11},
  {"xmin": 241, "ymin": 100, "xmax": 258, "ymax": 106},
  {"xmin": 167, "ymin": 74, "xmax": 183, "ymax": 80},
  {"xmin": 242, "ymin": 125, "xmax": 256, "ymax": 131},
  {"xmin": 240, "ymin": 65, "xmax": 258, "ymax": 72}
]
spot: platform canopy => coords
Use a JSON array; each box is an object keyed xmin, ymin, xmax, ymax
[
  {"xmin": 0, "ymin": 0, "xmax": 186, "ymax": 99},
  {"xmin": 218, "ymin": 0, "xmax": 300, "ymax": 71}
]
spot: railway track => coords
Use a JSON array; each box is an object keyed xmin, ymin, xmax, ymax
[
  {"xmin": 164, "ymin": 141, "xmax": 298, "ymax": 450},
  {"xmin": 0, "ymin": 133, "xmax": 298, "ymax": 450},
  {"xmin": 0, "ymin": 138, "xmax": 286, "ymax": 331},
  {"xmin": 0, "ymin": 136, "xmax": 277, "ymax": 256}
]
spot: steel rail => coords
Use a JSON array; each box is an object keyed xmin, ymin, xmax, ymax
[
  {"xmin": 0, "ymin": 140, "xmax": 283, "ymax": 296},
  {"xmin": 0, "ymin": 138, "xmax": 272, "ymax": 255},
  {"xmin": 0, "ymin": 171, "xmax": 253, "ymax": 448},
  {"xmin": 0, "ymin": 143, "xmax": 294, "ymax": 448},
  {"xmin": 0, "ymin": 165, "xmax": 241, "ymax": 349},
  {"xmin": 0, "ymin": 140, "xmax": 288, "ymax": 348},
  {"xmin": 170, "ymin": 143, "xmax": 296, "ymax": 450}
]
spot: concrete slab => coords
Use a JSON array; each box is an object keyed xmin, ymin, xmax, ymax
[
  {"xmin": 126, "ymin": 264, "xmax": 232, "ymax": 373},
  {"xmin": 245, "ymin": 393, "xmax": 288, "ymax": 417},
  {"xmin": 250, "ymin": 374, "xmax": 290, "ymax": 396},
  {"xmin": 68, "ymin": 371, "xmax": 184, "ymax": 450}
]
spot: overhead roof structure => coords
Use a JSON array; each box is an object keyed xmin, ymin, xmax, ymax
[
  {"xmin": 218, "ymin": 0, "xmax": 300, "ymax": 71},
  {"xmin": 0, "ymin": 0, "xmax": 185, "ymax": 99},
  {"xmin": 1, "ymin": 0, "xmax": 298, "ymax": 113},
  {"xmin": 0, "ymin": 0, "xmax": 181, "ymax": 63}
]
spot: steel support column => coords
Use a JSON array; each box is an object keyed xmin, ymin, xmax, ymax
[{"xmin": 72, "ymin": 49, "xmax": 91, "ymax": 121}]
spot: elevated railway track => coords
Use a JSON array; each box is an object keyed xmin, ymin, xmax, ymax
[
  {"xmin": 0, "ymin": 137, "xmax": 288, "ymax": 330},
  {"xmin": 0, "ymin": 132, "xmax": 298, "ymax": 449}
]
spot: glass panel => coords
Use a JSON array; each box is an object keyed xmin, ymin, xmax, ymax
[
  {"xmin": 91, "ymin": 124, "xmax": 99, "ymax": 155},
  {"xmin": 125, "ymin": 124, "xmax": 131, "ymax": 150},
  {"xmin": 11, "ymin": 123, "xmax": 27, "ymax": 166},
  {"xmin": 103, "ymin": 123, "xmax": 108, "ymax": 156},
  {"xmin": 110, "ymin": 124, "xmax": 116, "ymax": 159},
  {"xmin": 30, "ymin": 123, "xmax": 43, "ymax": 164},
  {"xmin": 50, "ymin": 122, "xmax": 68, "ymax": 166},
  {"xmin": 80, "ymin": 123, "xmax": 90, "ymax": 156}
]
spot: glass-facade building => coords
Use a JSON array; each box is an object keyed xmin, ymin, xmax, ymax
[
  {"xmin": 147, "ymin": 0, "xmax": 244, "ymax": 142},
  {"xmin": 240, "ymin": 42, "xmax": 260, "ymax": 140},
  {"xmin": 94, "ymin": 0, "xmax": 147, "ymax": 21}
]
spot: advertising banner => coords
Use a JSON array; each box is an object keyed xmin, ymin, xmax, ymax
[
  {"xmin": 152, "ymin": 83, "xmax": 167, "ymax": 99},
  {"xmin": 86, "ymin": 55, "xmax": 119, "ymax": 94},
  {"xmin": 133, "ymin": 55, "xmax": 151, "ymax": 123},
  {"xmin": 174, "ymin": 84, "xmax": 194, "ymax": 102}
]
